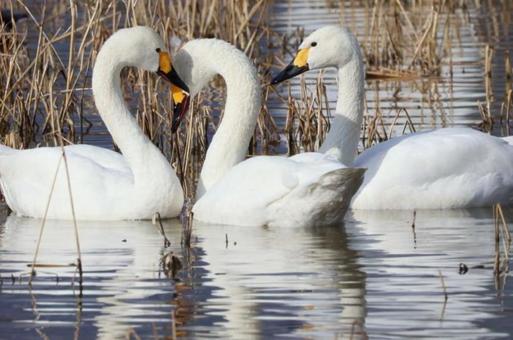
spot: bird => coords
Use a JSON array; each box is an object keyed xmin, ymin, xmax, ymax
[
  {"xmin": 271, "ymin": 25, "xmax": 513, "ymax": 210},
  {"xmin": 0, "ymin": 26, "xmax": 190, "ymax": 220},
  {"xmin": 171, "ymin": 38, "xmax": 365, "ymax": 227}
]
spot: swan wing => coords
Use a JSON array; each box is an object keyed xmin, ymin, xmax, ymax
[
  {"xmin": 0, "ymin": 146, "xmax": 133, "ymax": 219},
  {"xmin": 352, "ymin": 127, "xmax": 513, "ymax": 209},
  {"xmin": 193, "ymin": 156, "xmax": 299, "ymax": 226},
  {"xmin": 64, "ymin": 144, "xmax": 130, "ymax": 174},
  {"xmin": 193, "ymin": 153, "xmax": 363, "ymax": 227}
]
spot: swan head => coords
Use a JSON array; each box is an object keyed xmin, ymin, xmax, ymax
[
  {"xmin": 97, "ymin": 27, "xmax": 190, "ymax": 131},
  {"xmin": 102, "ymin": 27, "xmax": 189, "ymax": 92},
  {"xmin": 271, "ymin": 26, "xmax": 361, "ymax": 84},
  {"xmin": 170, "ymin": 39, "xmax": 259, "ymax": 132}
]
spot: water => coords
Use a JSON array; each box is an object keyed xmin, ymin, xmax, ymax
[
  {"xmin": 1, "ymin": 208, "xmax": 513, "ymax": 338},
  {"xmin": 2, "ymin": 0, "xmax": 513, "ymax": 338},
  {"xmin": 0, "ymin": 216, "xmax": 184, "ymax": 339}
]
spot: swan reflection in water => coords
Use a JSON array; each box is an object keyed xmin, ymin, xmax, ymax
[
  {"xmin": 0, "ymin": 213, "xmax": 367, "ymax": 339},
  {"xmin": 0, "ymin": 215, "xmax": 185, "ymax": 339},
  {"xmin": 2, "ymin": 208, "xmax": 512, "ymax": 338},
  {"xmin": 189, "ymin": 221, "xmax": 367, "ymax": 339}
]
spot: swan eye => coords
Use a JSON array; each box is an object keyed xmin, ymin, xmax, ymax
[
  {"xmin": 311, "ymin": 42, "xmax": 317, "ymax": 47},
  {"xmin": 155, "ymin": 48, "xmax": 161, "ymax": 53}
]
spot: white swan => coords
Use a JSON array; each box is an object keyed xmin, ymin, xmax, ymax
[
  {"xmin": 172, "ymin": 39, "xmax": 365, "ymax": 227},
  {"xmin": 271, "ymin": 26, "xmax": 513, "ymax": 210},
  {"xmin": 0, "ymin": 27, "xmax": 190, "ymax": 220}
]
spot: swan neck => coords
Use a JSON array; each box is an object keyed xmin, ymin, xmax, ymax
[
  {"xmin": 194, "ymin": 44, "xmax": 261, "ymax": 199},
  {"xmin": 319, "ymin": 56, "xmax": 365, "ymax": 165},
  {"xmin": 92, "ymin": 48, "xmax": 172, "ymax": 182}
]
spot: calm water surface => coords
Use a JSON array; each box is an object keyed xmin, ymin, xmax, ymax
[{"xmin": 1, "ymin": 208, "xmax": 513, "ymax": 338}]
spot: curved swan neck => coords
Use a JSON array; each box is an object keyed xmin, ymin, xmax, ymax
[
  {"xmin": 92, "ymin": 43, "xmax": 171, "ymax": 182},
  {"xmin": 319, "ymin": 51, "xmax": 365, "ymax": 165},
  {"xmin": 175, "ymin": 40, "xmax": 261, "ymax": 199}
]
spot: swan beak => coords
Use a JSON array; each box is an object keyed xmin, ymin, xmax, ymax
[
  {"xmin": 170, "ymin": 85, "xmax": 190, "ymax": 133},
  {"xmin": 271, "ymin": 48, "xmax": 310, "ymax": 84},
  {"xmin": 157, "ymin": 51, "xmax": 190, "ymax": 93}
]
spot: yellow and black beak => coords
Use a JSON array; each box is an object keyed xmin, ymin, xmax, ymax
[
  {"xmin": 157, "ymin": 51, "xmax": 190, "ymax": 133},
  {"xmin": 157, "ymin": 51, "xmax": 189, "ymax": 93},
  {"xmin": 170, "ymin": 84, "xmax": 190, "ymax": 133},
  {"xmin": 271, "ymin": 48, "xmax": 310, "ymax": 85}
]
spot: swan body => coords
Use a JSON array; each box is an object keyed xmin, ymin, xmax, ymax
[
  {"xmin": 0, "ymin": 27, "xmax": 185, "ymax": 220},
  {"xmin": 272, "ymin": 26, "xmax": 513, "ymax": 210},
  {"xmin": 194, "ymin": 153, "xmax": 363, "ymax": 227},
  {"xmin": 173, "ymin": 39, "xmax": 364, "ymax": 227},
  {"xmin": 352, "ymin": 127, "xmax": 513, "ymax": 209}
]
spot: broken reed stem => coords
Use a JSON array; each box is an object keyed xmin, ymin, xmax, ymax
[
  {"xmin": 61, "ymin": 0, "xmax": 83, "ymax": 296},
  {"xmin": 27, "ymin": 0, "xmax": 83, "ymax": 291},
  {"xmin": 438, "ymin": 269, "xmax": 448, "ymax": 320},
  {"xmin": 171, "ymin": 310, "xmax": 177, "ymax": 340},
  {"xmin": 180, "ymin": 199, "xmax": 194, "ymax": 249},
  {"xmin": 496, "ymin": 203, "xmax": 512, "ymax": 244},
  {"xmin": 411, "ymin": 209, "xmax": 417, "ymax": 246},
  {"xmin": 28, "ymin": 154, "xmax": 63, "ymax": 285},
  {"xmin": 60, "ymin": 148, "xmax": 83, "ymax": 296},
  {"xmin": 152, "ymin": 212, "xmax": 171, "ymax": 248},
  {"xmin": 494, "ymin": 203, "xmax": 511, "ymax": 278},
  {"xmin": 494, "ymin": 205, "xmax": 501, "ymax": 275}
]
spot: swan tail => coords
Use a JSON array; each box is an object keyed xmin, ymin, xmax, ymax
[
  {"xmin": 502, "ymin": 136, "xmax": 513, "ymax": 146},
  {"xmin": 269, "ymin": 167, "xmax": 365, "ymax": 227},
  {"xmin": 310, "ymin": 167, "xmax": 365, "ymax": 223}
]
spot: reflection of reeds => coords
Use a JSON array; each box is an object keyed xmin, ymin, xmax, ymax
[{"xmin": 493, "ymin": 203, "xmax": 511, "ymax": 291}]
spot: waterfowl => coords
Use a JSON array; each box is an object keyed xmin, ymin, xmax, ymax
[
  {"xmin": 271, "ymin": 25, "xmax": 513, "ymax": 210},
  {"xmin": 172, "ymin": 39, "xmax": 364, "ymax": 227},
  {"xmin": 0, "ymin": 26, "xmax": 190, "ymax": 220}
]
